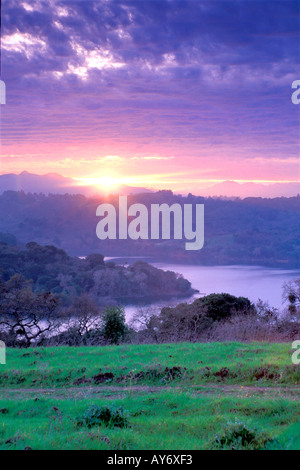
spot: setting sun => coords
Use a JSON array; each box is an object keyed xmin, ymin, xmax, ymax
[
  {"xmin": 97, "ymin": 176, "xmax": 118, "ymax": 187},
  {"xmin": 74, "ymin": 176, "xmax": 120, "ymax": 188}
]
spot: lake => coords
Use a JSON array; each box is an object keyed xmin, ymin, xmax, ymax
[{"xmin": 124, "ymin": 263, "xmax": 300, "ymax": 322}]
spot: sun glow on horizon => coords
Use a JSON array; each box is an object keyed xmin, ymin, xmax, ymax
[{"xmin": 74, "ymin": 176, "xmax": 121, "ymax": 188}]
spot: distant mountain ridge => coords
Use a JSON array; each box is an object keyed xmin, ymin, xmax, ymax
[
  {"xmin": 0, "ymin": 171, "xmax": 152, "ymax": 196},
  {"xmin": 1, "ymin": 172, "xmax": 298, "ymax": 198},
  {"xmin": 199, "ymin": 180, "xmax": 300, "ymax": 198}
]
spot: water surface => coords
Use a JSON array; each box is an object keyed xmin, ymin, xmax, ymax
[{"xmin": 125, "ymin": 263, "xmax": 300, "ymax": 321}]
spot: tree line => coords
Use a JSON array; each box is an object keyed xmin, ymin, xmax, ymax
[
  {"xmin": 1, "ymin": 190, "xmax": 300, "ymax": 267},
  {"xmin": 0, "ymin": 240, "xmax": 196, "ymax": 305},
  {"xmin": 1, "ymin": 272, "xmax": 299, "ymax": 347}
]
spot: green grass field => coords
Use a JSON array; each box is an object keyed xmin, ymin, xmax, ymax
[{"xmin": 0, "ymin": 342, "xmax": 299, "ymax": 450}]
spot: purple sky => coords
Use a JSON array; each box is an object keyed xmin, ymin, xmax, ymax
[{"xmin": 1, "ymin": 0, "xmax": 299, "ymax": 194}]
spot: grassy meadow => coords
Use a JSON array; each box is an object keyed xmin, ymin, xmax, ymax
[{"xmin": 0, "ymin": 342, "xmax": 299, "ymax": 450}]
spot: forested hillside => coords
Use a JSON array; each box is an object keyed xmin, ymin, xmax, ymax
[
  {"xmin": 0, "ymin": 190, "xmax": 299, "ymax": 267},
  {"xmin": 0, "ymin": 241, "xmax": 196, "ymax": 304}
]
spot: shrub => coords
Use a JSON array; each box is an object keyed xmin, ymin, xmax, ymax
[
  {"xmin": 77, "ymin": 405, "xmax": 130, "ymax": 429},
  {"xmin": 213, "ymin": 419, "xmax": 276, "ymax": 450},
  {"xmin": 102, "ymin": 306, "xmax": 127, "ymax": 344},
  {"xmin": 194, "ymin": 293, "xmax": 253, "ymax": 322}
]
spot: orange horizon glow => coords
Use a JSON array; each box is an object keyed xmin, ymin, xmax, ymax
[
  {"xmin": 1, "ymin": 171, "xmax": 299, "ymax": 187},
  {"xmin": 1, "ymin": 1, "xmax": 299, "ymax": 199},
  {"xmin": 19, "ymin": 170, "xmax": 300, "ymax": 193},
  {"xmin": 1, "ymin": 139, "xmax": 299, "ymax": 196}
]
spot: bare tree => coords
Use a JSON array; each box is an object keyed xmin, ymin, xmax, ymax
[
  {"xmin": 66, "ymin": 294, "xmax": 103, "ymax": 339},
  {"xmin": 129, "ymin": 306, "xmax": 161, "ymax": 343},
  {"xmin": 282, "ymin": 279, "xmax": 300, "ymax": 317},
  {"xmin": 0, "ymin": 274, "xmax": 62, "ymax": 347},
  {"xmin": 255, "ymin": 298, "xmax": 279, "ymax": 322}
]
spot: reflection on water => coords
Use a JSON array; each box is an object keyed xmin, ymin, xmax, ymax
[{"xmin": 125, "ymin": 263, "xmax": 300, "ymax": 322}]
